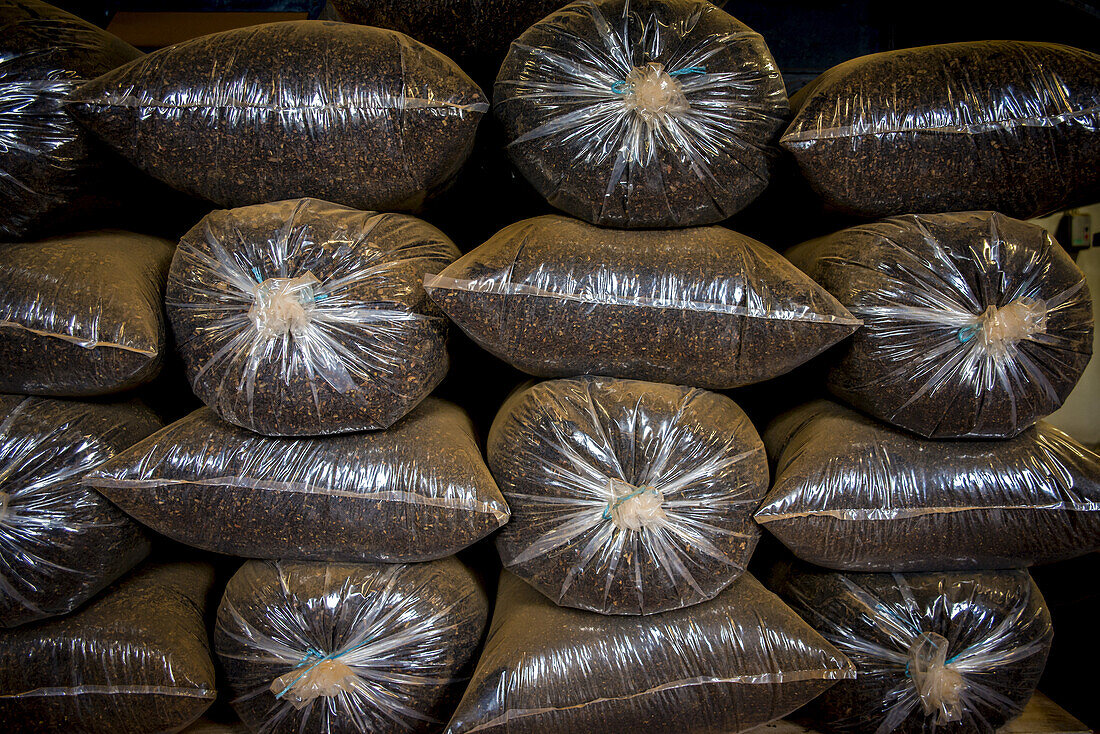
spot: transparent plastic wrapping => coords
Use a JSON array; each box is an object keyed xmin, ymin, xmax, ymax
[
  {"xmin": 782, "ymin": 41, "xmax": 1100, "ymax": 220},
  {"xmin": 67, "ymin": 21, "xmax": 487, "ymax": 211},
  {"xmin": 167, "ymin": 198, "xmax": 460, "ymax": 436},
  {"xmin": 0, "ymin": 561, "xmax": 217, "ymax": 733},
  {"xmin": 768, "ymin": 565, "xmax": 1053, "ymax": 734},
  {"xmin": 445, "ymin": 571, "xmax": 854, "ymax": 734},
  {"xmin": 0, "ymin": 395, "xmax": 161, "ymax": 627},
  {"xmin": 756, "ymin": 400, "xmax": 1100, "ymax": 572},
  {"xmin": 488, "ymin": 376, "xmax": 768, "ymax": 615},
  {"xmin": 215, "ymin": 558, "xmax": 488, "ymax": 734},
  {"xmin": 786, "ymin": 211, "xmax": 1093, "ymax": 439},
  {"xmin": 0, "ymin": 230, "xmax": 175, "ymax": 396},
  {"xmin": 0, "ymin": 0, "xmax": 142, "ymax": 239},
  {"xmin": 86, "ymin": 399, "xmax": 509, "ymax": 563},
  {"xmin": 494, "ymin": 0, "xmax": 788, "ymax": 228},
  {"xmin": 326, "ymin": 0, "xmax": 567, "ymax": 83},
  {"xmin": 424, "ymin": 215, "xmax": 858, "ymax": 389}
]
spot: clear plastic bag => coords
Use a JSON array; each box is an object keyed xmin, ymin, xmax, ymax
[
  {"xmin": 782, "ymin": 41, "xmax": 1100, "ymax": 220},
  {"xmin": 489, "ymin": 376, "xmax": 768, "ymax": 615},
  {"xmin": 445, "ymin": 570, "xmax": 854, "ymax": 734},
  {"xmin": 166, "ymin": 198, "xmax": 460, "ymax": 436},
  {"xmin": 67, "ymin": 21, "xmax": 487, "ymax": 211},
  {"xmin": 424, "ymin": 215, "xmax": 859, "ymax": 389},
  {"xmin": 494, "ymin": 0, "xmax": 789, "ymax": 228},
  {"xmin": 756, "ymin": 400, "xmax": 1100, "ymax": 572},
  {"xmin": 0, "ymin": 230, "xmax": 175, "ymax": 396},
  {"xmin": 0, "ymin": 561, "xmax": 218, "ymax": 734},
  {"xmin": 215, "ymin": 557, "xmax": 488, "ymax": 734},
  {"xmin": 0, "ymin": 394, "xmax": 161, "ymax": 627},
  {"xmin": 86, "ymin": 399, "xmax": 509, "ymax": 563},
  {"xmin": 768, "ymin": 564, "xmax": 1053, "ymax": 734},
  {"xmin": 786, "ymin": 211, "xmax": 1093, "ymax": 438},
  {"xmin": 0, "ymin": 0, "xmax": 142, "ymax": 239}
]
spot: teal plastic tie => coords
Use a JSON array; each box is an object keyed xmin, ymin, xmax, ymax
[
  {"xmin": 603, "ymin": 486, "xmax": 652, "ymax": 519},
  {"xmin": 274, "ymin": 637, "xmax": 374, "ymax": 701},
  {"xmin": 611, "ymin": 65, "xmax": 706, "ymax": 94},
  {"xmin": 957, "ymin": 324, "xmax": 981, "ymax": 343}
]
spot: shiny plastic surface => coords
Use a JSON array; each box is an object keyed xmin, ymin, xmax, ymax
[
  {"xmin": 68, "ymin": 21, "xmax": 487, "ymax": 211},
  {"xmin": 757, "ymin": 400, "xmax": 1100, "ymax": 572},
  {"xmin": 488, "ymin": 377, "xmax": 768, "ymax": 615},
  {"xmin": 445, "ymin": 571, "xmax": 854, "ymax": 734},
  {"xmin": 425, "ymin": 215, "xmax": 859, "ymax": 389},
  {"xmin": 215, "ymin": 558, "xmax": 488, "ymax": 734},
  {"xmin": 86, "ymin": 399, "xmax": 509, "ymax": 563},
  {"xmin": 0, "ymin": 0, "xmax": 141, "ymax": 239},
  {"xmin": 0, "ymin": 561, "xmax": 217, "ymax": 734},
  {"xmin": 0, "ymin": 230, "xmax": 175, "ymax": 396},
  {"xmin": 782, "ymin": 41, "xmax": 1100, "ymax": 220},
  {"xmin": 769, "ymin": 565, "xmax": 1053, "ymax": 734},
  {"xmin": 494, "ymin": 0, "xmax": 788, "ymax": 228},
  {"xmin": 786, "ymin": 211, "xmax": 1093, "ymax": 438},
  {"xmin": 0, "ymin": 395, "xmax": 160, "ymax": 627},
  {"xmin": 167, "ymin": 198, "xmax": 460, "ymax": 436}
]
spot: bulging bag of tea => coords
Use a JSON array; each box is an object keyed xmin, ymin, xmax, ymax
[
  {"xmin": 769, "ymin": 564, "xmax": 1053, "ymax": 734},
  {"xmin": 494, "ymin": 0, "xmax": 788, "ymax": 228},
  {"xmin": 0, "ymin": 395, "xmax": 161, "ymax": 627},
  {"xmin": 756, "ymin": 400, "xmax": 1100, "ymax": 572},
  {"xmin": 0, "ymin": 0, "xmax": 142, "ymax": 239},
  {"xmin": 327, "ymin": 0, "xmax": 566, "ymax": 84},
  {"xmin": 0, "ymin": 561, "xmax": 218, "ymax": 733},
  {"xmin": 215, "ymin": 558, "xmax": 488, "ymax": 734},
  {"xmin": 0, "ymin": 230, "xmax": 175, "ymax": 396},
  {"xmin": 67, "ymin": 21, "xmax": 486, "ymax": 211},
  {"xmin": 489, "ymin": 377, "xmax": 768, "ymax": 615},
  {"xmin": 446, "ymin": 571, "xmax": 854, "ymax": 734},
  {"xmin": 786, "ymin": 211, "xmax": 1093, "ymax": 438},
  {"xmin": 782, "ymin": 41, "xmax": 1100, "ymax": 220},
  {"xmin": 167, "ymin": 198, "xmax": 460, "ymax": 436},
  {"xmin": 425, "ymin": 215, "xmax": 858, "ymax": 388},
  {"xmin": 86, "ymin": 399, "xmax": 509, "ymax": 562}
]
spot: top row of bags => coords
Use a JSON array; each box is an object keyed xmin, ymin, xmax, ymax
[{"xmin": 4, "ymin": 0, "xmax": 1099, "ymax": 237}]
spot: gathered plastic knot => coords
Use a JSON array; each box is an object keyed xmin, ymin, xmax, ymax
[
  {"xmin": 612, "ymin": 63, "xmax": 696, "ymax": 122},
  {"xmin": 957, "ymin": 297, "xmax": 1047, "ymax": 360},
  {"xmin": 270, "ymin": 650, "xmax": 359, "ymax": 710},
  {"xmin": 0, "ymin": 491, "xmax": 9, "ymax": 519},
  {"xmin": 604, "ymin": 477, "xmax": 667, "ymax": 532},
  {"xmin": 906, "ymin": 632, "xmax": 966, "ymax": 724},
  {"xmin": 249, "ymin": 272, "xmax": 323, "ymax": 339}
]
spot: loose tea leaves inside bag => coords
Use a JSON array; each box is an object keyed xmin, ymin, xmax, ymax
[
  {"xmin": 786, "ymin": 211, "xmax": 1093, "ymax": 438},
  {"xmin": 0, "ymin": 395, "xmax": 160, "ymax": 627},
  {"xmin": 494, "ymin": 0, "xmax": 788, "ymax": 228},
  {"xmin": 0, "ymin": 0, "xmax": 142, "ymax": 239},
  {"xmin": 0, "ymin": 230, "xmax": 175, "ymax": 397},
  {"xmin": 782, "ymin": 41, "xmax": 1100, "ymax": 219},
  {"xmin": 489, "ymin": 377, "xmax": 769, "ymax": 615},
  {"xmin": 68, "ymin": 21, "xmax": 487, "ymax": 211},
  {"xmin": 215, "ymin": 558, "xmax": 488, "ymax": 734},
  {"xmin": 0, "ymin": 561, "xmax": 218, "ymax": 734},
  {"xmin": 445, "ymin": 571, "xmax": 854, "ymax": 734},
  {"xmin": 768, "ymin": 565, "xmax": 1053, "ymax": 734},
  {"xmin": 87, "ymin": 400, "xmax": 509, "ymax": 563},
  {"xmin": 425, "ymin": 215, "xmax": 858, "ymax": 389},
  {"xmin": 167, "ymin": 198, "xmax": 460, "ymax": 436},
  {"xmin": 757, "ymin": 400, "xmax": 1100, "ymax": 572}
]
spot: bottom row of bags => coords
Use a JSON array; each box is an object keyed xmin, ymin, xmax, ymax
[{"xmin": 0, "ymin": 556, "xmax": 1054, "ymax": 734}]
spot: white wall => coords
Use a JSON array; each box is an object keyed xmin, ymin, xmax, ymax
[{"xmin": 1031, "ymin": 204, "xmax": 1099, "ymax": 445}]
